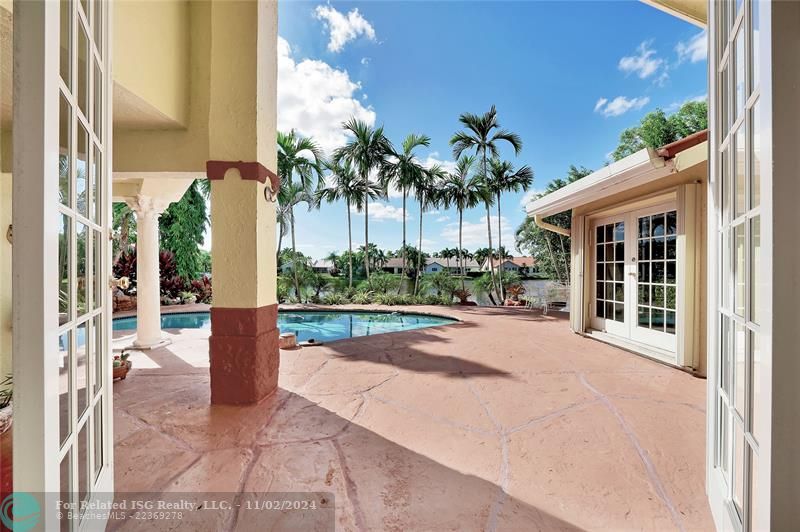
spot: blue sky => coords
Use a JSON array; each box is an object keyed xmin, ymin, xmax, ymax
[{"xmin": 277, "ymin": 0, "xmax": 707, "ymax": 258}]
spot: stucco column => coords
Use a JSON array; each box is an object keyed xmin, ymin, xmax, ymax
[
  {"xmin": 127, "ymin": 195, "xmax": 169, "ymax": 349},
  {"xmin": 206, "ymin": 0, "xmax": 279, "ymax": 405}
]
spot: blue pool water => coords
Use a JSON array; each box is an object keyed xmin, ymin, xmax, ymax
[{"xmin": 113, "ymin": 311, "xmax": 456, "ymax": 343}]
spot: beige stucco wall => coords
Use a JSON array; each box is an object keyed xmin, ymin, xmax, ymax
[
  {"xmin": 0, "ymin": 172, "xmax": 10, "ymax": 379},
  {"xmin": 571, "ymin": 159, "xmax": 708, "ymax": 374},
  {"xmin": 113, "ymin": 0, "xmax": 210, "ymax": 174},
  {"xmin": 114, "ymin": 0, "xmax": 190, "ymax": 127}
]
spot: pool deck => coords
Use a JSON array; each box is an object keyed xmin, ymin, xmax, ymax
[{"xmin": 112, "ymin": 304, "xmax": 713, "ymax": 531}]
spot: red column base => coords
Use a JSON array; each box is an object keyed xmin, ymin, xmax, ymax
[{"xmin": 209, "ymin": 304, "xmax": 280, "ymax": 405}]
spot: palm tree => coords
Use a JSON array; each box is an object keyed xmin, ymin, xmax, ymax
[
  {"xmin": 276, "ymin": 201, "xmax": 291, "ymax": 263},
  {"xmin": 473, "ymin": 247, "xmax": 491, "ymax": 271},
  {"xmin": 381, "ymin": 133, "xmax": 430, "ymax": 292},
  {"xmin": 334, "ymin": 119, "xmax": 393, "ymax": 282},
  {"xmin": 441, "ymin": 155, "xmax": 486, "ymax": 290},
  {"xmin": 316, "ymin": 159, "xmax": 376, "ymax": 289},
  {"xmin": 278, "ymin": 181, "xmax": 314, "ymax": 299},
  {"xmin": 412, "ymin": 164, "xmax": 446, "ymax": 295},
  {"xmin": 487, "ymin": 158, "xmax": 533, "ymax": 299},
  {"xmin": 450, "ymin": 105, "xmax": 522, "ymax": 303},
  {"xmin": 277, "ymin": 131, "xmax": 324, "ymax": 299}
]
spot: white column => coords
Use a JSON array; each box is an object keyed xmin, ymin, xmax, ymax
[{"xmin": 127, "ymin": 195, "xmax": 168, "ymax": 348}]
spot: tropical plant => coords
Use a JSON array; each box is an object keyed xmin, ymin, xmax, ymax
[
  {"xmin": 113, "ymin": 248, "xmax": 137, "ymax": 294},
  {"xmin": 515, "ymin": 165, "xmax": 592, "ymax": 284},
  {"xmin": 159, "ymin": 180, "xmax": 208, "ymax": 280},
  {"xmin": 412, "ymin": 164, "xmax": 447, "ymax": 295},
  {"xmin": 420, "ymin": 271, "xmax": 458, "ymax": 301},
  {"xmin": 506, "ymin": 283, "xmax": 526, "ymax": 302},
  {"xmin": 277, "ymin": 275, "xmax": 294, "ymax": 303},
  {"xmin": 450, "ymin": 105, "xmax": 522, "ymax": 304},
  {"xmin": 473, "ymin": 271, "xmax": 498, "ymax": 306},
  {"xmin": 333, "ymin": 119, "xmax": 393, "ymax": 282},
  {"xmin": 440, "ymin": 155, "xmax": 486, "ymax": 290},
  {"xmin": 487, "ymin": 158, "xmax": 533, "ymax": 300},
  {"xmin": 453, "ymin": 287, "xmax": 472, "ymax": 305},
  {"xmin": 0, "ymin": 374, "xmax": 12, "ymax": 409},
  {"xmin": 189, "ymin": 275, "xmax": 213, "ymax": 304},
  {"xmin": 112, "ymin": 203, "xmax": 136, "ymax": 262},
  {"xmin": 381, "ymin": 133, "xmax": 431, "ymax": 291},
  {"xmin": 278, "ymin": 131, "xmax": 324, "ymax": 299}
]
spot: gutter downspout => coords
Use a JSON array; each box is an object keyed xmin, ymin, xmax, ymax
[{"xmin": 533, "ymin": 214, "xmax": 570, "ymax": 237}]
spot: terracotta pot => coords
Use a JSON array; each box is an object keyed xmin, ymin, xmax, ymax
[{"xmin": 113, "ymin": 360, "xmax": 133, "ymax": 381}]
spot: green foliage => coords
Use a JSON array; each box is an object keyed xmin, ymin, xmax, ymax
[
  {"xmin": 515, "ymin": 165, "xmax": 593, "ymax": 284},
  {"xmin": 611, "ymin": 100, "xmax": 708, "ymax": 162},
  {"xmin": 498, "ymin": 270, "xmax": 522, "ymax": 289},
  {"xmin": 277, "ymin": 275, "xmax": 294, "ymax": 303},
  {"xmin": 368, "ymin": 272, "xmax": 400, "ymax": 294},
  {"xmin": 198, "ymin": 250, "xmax": 212, "ymax": 275},
  {"xmin": 350, "ymin": 290, "xmax": 373, "ymax": 305},
  {"xmin": 420, "ymin": 271, "xmax": 458, "ymax": 299},
  {"xmin": 159, "ymin": 180, "xmax": 208, "ymax": 280},
  {"xmin": 322, "ymin": 292, "xmax": 350, "ymax": 305}
]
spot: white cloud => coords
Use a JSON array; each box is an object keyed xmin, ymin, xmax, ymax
[
  {"xmin": 278, "ymin": 36, "xmax": 375, "ymax": 155},
  {"xmin": 314, "ymin": 5, "xmax": 376, "ymax": 53},
  {"xmin": 594, "ymin": 95, "xmax": 650, "ymax": 118},
  {"xmin": 676, "ymin": 31, "xmax": 708, "ymax": 64},
  {"xmin": 361, "ymin": 57, "xmax": 371, "ymax": 66},
  {"xmin": 436, "ymin": 215, "xmax": 451, "ymax": 223},
  {"xmin": 350, "ymin": 202, "xmax": 409, "ymax": 222},
  {"xmin": 619, "ymin": 41, "xmax": 664, "ymax": 79},
  {"xmin": 440, "ymin": 215, "xmax": 515, "ymax": 249},
  {"xmin": 520, "ymin": 189, "xmax": 545, "ymax": 207},
  {"xmin": 594, "ymin": 98, "xmax": 608, "ymax": 112}
]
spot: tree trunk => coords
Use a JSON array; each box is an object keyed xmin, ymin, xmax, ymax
[
  {"xmin": 558, "ymin": 233, "xmax": 571, "ymax": 286},
  {"xmin": 496, "ymin": 191, "xmax": 505, "ymax": 302},
  {"xmin": 414, "ymin": 202, "xmax": 424, "ymax": 296},
  {"xmin": 485, "ymin": 202, "xmax": 498, "ymax": 306},
  {"xmin": 544, "ymin": 233, "xmax": 564, "ymax": 285},
  {"xmin": 458, "ymin": 209, "xmax": 466, "ymax": 292},
  {"xmin": 364, "ymin": 188, "xmax": 371, "ymax": 281},
  {"xmin": 290, "ymin": 205, "xmax": 301, "ymax": 302},
  {"xmin": 398, "ymin": 189, "xmax": 406, "ymax": 294},
  {"xmin": 276, "ymin": 225, "xmax": 283, "ymax": 264},
  {"xmin": 347, "ymin": 200, "xmax": 353, "ymax": 289}
]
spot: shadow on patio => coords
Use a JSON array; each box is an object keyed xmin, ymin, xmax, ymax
[{"xmin": 112, "ymin": 306, "xmax": 713, "ymax": 531}]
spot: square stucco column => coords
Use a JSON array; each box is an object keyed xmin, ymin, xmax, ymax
[{"xmin": 207, "ymin": 0, "xmax": 279, "ymax": 405}]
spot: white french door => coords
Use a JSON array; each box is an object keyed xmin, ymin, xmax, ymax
[
  {"xmin": 590, "ymin": 203, "xmax": 678, "ymax": 356},
  {"xmin": 13, "ymin": 0, "xmax": 113, "ymax": 529}
]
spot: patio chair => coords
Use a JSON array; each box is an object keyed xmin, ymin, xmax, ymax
[{"xmin": 542, "ymin": 283, "xmax": 570, "ymax": 315}]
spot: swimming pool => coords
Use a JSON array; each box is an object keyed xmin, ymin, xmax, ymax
[{"xmin": 112, "ymin": 310, "xmax": 457, "ymax": 343}]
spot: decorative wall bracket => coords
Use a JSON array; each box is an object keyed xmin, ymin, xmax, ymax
[{"xmin": 206, "ymin": 160, "xmax": 280, "ymax": 201}]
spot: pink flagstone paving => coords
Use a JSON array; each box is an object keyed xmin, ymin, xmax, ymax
[{"xmin": 112, "ymin": 305, "xmax": 713, "ymax": 531}]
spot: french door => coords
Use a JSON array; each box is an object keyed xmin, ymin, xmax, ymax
[
  {"xmin": 590, "ymin": 203, "xmax": 678, "ymax": 356},
  {"xmin": 13, "ymin": 0, "xmax": 113, "ymax": 528}
]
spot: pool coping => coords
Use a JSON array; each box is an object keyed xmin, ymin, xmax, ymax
[{"xmin": 112, "ymin": 303, "xmax": 463, "ymax": 324}]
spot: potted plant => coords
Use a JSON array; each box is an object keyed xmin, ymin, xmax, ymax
[
  {"xmin": 505, "ymin": 283, "xmax": 526, "ymax": 306},
  {"xmin": 0, "ymin": 374, "xmax": 11, "ymax": 435},
  {"xmin": 113, "ymin": 351, "xmax": 132, "ymax": 381}
]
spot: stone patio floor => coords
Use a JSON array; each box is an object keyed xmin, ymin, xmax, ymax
[{"xmin": 112, "ymin": 305, "xmax": 713, "ymax": 531}]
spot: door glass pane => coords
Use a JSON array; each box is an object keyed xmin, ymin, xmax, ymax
[
  {"xmin": 750, "ymin": 446, "xmax": 760, "ymax": 530},
  {"xmin": 59, "ymin": 331, "xmax": 72, "ymax": 445},
  {"xmin": 751, "ymin": 331, "xmax": 764, "ymax": 444},
  {"xmin": 750, "ymin": 216, "xmax": 761, "ymax": 323},
  {"xmin": 93, "ymin": 0, "xmax": 103, "ymax": 51},
  {"xmin": 60, "ymin": 0, "xmax": 72, "ymax": 88},
  {"xmin": 751, "ymin": 0, "xmax": 760, "ymax": 91},
  {"xmin": 77, "ymin": 123, "xmax": 89, "ymax": 217},
  {"xmin": 93, "ymin": 399, "xmax": 104, "ymax": 479},
  {"xmin": 59, "ymin": 215, "xmax": 71, "ymax": 322},
  {"xmin": 59, "ymin": 94, "xmax": 71, "ymax": 206},
  {"xmin": 92, "ymin": 145, "xmax": 101, "ymax": 223},
  {"xmin": 733, "ymin": 223, "xmax": 745, "ymax": 317},
  {"xmin": 93, "ymin": 60, "xmax": 103, "ymax": 138},
  {"xmin": 751, "ymin": 101, "xmax": 761, "ymax": 208},
  {"xmin": 734, "ymin": 29, "xmax": 745, "ymax": 118},
  {"xmin": 94, "ymin": 229, "xmax": 103, "ymax": 309},
  {"xmin": 77, "ymin": 22, "xmax": 89, "ymax": 117},
  {"xmin": 79, "ymin": 421, "xmax": 90, "ymax": 508},
  {"xmin": 77, "ymin": 320, "xmax": 89, "ymax": 417},
  {"xmin": 720, "ymin": 316, "xmax": 731, "ymax": 396},
  {"xmin": 60, "ymin": 449, "xmax": 73, "ymax": 532},
  {"xmin": 77, "ymin": 223, "xmax": 88, "ymax": 316},
  {"xmin": 733, "ymin": 422, "xmax": 745, "ymax": 517},
  {"xmin": 734, "ymin": 322, "xmax": 746, "ymax": 417},
  {"xmin": 93, "ymin": 314, "xmax": 103, "ymax": 397},
  {"xmin": 734, "ymin": 124, "xmax": 746, "ymax": 218}
]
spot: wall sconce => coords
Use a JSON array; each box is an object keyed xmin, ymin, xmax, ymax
[
  {"xmin": 264, "ymin": 185, "xmax": 277, "ymax": 203},
  {"xmin": 5, "ymin": 225, "xmax": 11, "ymax": 245}
]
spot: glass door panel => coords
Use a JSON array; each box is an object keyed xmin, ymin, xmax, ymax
[
  {"xmin": 591, "ymin": 217, "xmax": 627, "ymax": 338},
  {"xmin": 57, "ymin": 0, "xmax": 112, "ymax": 528},
  {"xmin": 630, "ymin": 208, "xmax": 678, "ymax": 352}
]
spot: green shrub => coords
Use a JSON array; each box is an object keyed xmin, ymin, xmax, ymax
[
  {"xmin": 351, "ymin": 290, "xmax": 373, "ymax": 305},
  {"xmin": 322, "ymin": 292, "xmax": 350, "ymax": 305},
  {"xmin": 368, "ymin": 272, "xmax": 400, "ymax": 294}
]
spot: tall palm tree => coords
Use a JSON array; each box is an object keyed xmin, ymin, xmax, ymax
[
  {"xmin": 487, "ymin": 158, "xmax": 533, "ymax": 299},
  {"xmin": 278, "ymin": 181, "xmax": 314, "ymax": 299},
  {"xmin": 381, "ymin": 133, "xmax": 430, "ymax": 292},
  {"xmin": 334, "ymin": 119, "xmax": 393, "ymax": 282},
  {"xmin": 276, "ymin": 200, "xmax": 292, "ymax": 263},
  {"xmin": 450, "ymin": 105, "xmax": 522, "ymax": 303},
  {"xmin": 441, "ymin": 155, "xmax": 486, "ymax": 290},
  {"xmin": 277, "ymin": 131, "xmax": 324, "ymax": 299},
  {"xmin": 316, "ymin": 159, "xmax": 375, "ymax": 289},
  {"xmin": 413, "ymin": 164, "xmax": 446, "ymax": 295}
]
